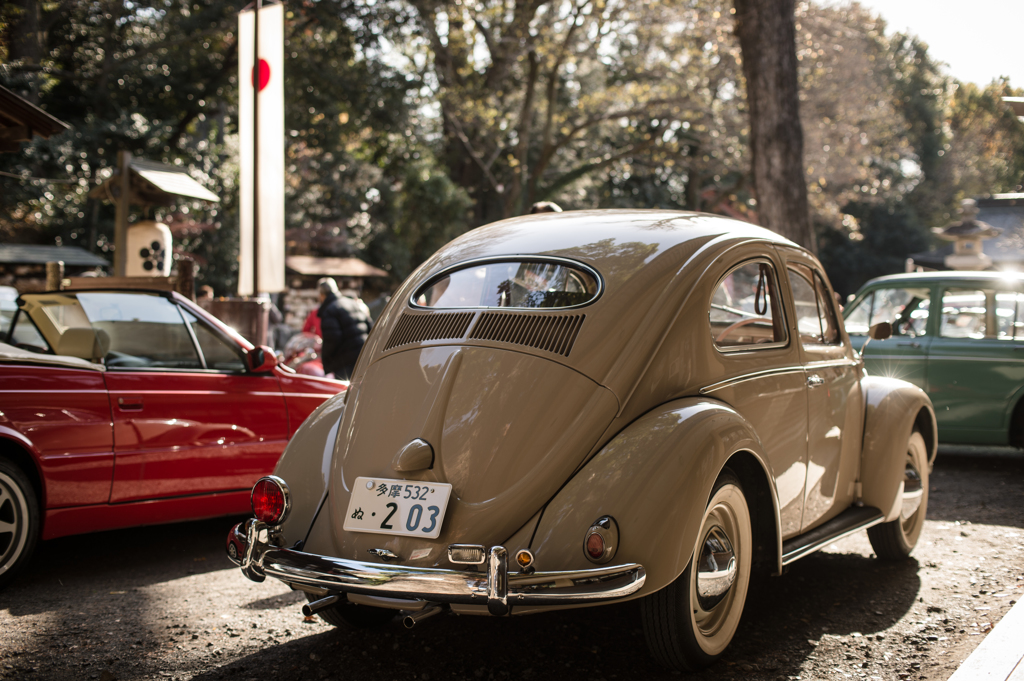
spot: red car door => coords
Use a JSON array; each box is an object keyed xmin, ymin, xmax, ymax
[
  {"xmin": 74, "ymin": 292, "xmax": 288, "ymax": 503},
  {"xmin": 0, "ymin": 363, "xmax": 113, "ymax": 508}
]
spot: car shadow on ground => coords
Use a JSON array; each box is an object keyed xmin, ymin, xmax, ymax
[
  {"xmin": 928, "ymin": 446, "xmax": 1024, "ymax": 527},
  {"xmin": 187, "ymin": 552, "xmax": 922, "ymax": 681},
  {"xmin": 3, "ymin": 514, "xmax": 247, "ymax": 618}
]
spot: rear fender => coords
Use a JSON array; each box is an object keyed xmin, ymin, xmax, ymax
[
  {"xmin": 860, "ymin": 376, "xmax": 935, "ymax": 522},
  {"xmin": 271, "ymin": 393, "xmax": 347, "ymax": 545},
  {"xmin": 530, "ymin": 398, "xmax": 780, "ymax": 598},
  {"xmin": 0, "ymin": 428, "xmax": 46, "ymax": 506}
]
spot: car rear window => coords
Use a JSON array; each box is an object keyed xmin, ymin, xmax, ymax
[{"xmin": 414, "ymin": 259, "xmax": 601, "ymax": 309}]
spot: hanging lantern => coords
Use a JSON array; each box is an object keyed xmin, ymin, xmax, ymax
[{"xmin": 126, "ymin": 220, "xmax": 172, "ymax": 276}]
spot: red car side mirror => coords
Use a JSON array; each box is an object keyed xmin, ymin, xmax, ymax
[{"xmin": 247, "ymin": 345, "xmax": 278, "ymax": 373}]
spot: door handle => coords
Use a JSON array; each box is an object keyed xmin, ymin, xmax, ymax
[
  {"xmin": 117, "ymin": 397, "xmax": 143, "ymax": 411},
  {"xmin": 807, "ymin": 375, "xmax": 825, "ymax": 388},
  {"xmin": 897, "ymin": 341, "xmax": 921, "ymax": 348}
]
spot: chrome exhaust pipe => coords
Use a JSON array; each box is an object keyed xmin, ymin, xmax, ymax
[
  {"xmin": 402, "ymin": 603, "xmax": 447, "ymax": 629},
  {"xmin": 302, "ymin": 594, "xmax": 341, "ymax": 617}
]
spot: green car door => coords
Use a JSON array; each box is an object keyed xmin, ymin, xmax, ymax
[
  {"xmin": 844, "ymin": 284, "xmax": 932, "ymax": 390},
  {"xmin": 926, "ymin": 287, "xmax": 1024, "ymax": 445}
]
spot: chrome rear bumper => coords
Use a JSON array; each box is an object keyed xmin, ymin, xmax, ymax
[{"xmin": 227, "ymin": 520, "xmax": 646, "ymax": 616}]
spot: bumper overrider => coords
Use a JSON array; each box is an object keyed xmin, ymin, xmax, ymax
[{"xmin": 227, "ymin": 519, "xmax": 647, "ymax": 616}]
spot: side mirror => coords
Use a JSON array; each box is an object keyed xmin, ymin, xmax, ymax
[
  {"xmin": 868, "ymin": 322, "xmax": 893, "ymax": 341},
  {"xmin": 247, "ymin": 345, "xmax": 278, "ymax": 372}
]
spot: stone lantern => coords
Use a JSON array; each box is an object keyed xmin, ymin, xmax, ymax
[{"xmin": 933, "ymin": 199, "xmax": 1002, "ymax": 270}]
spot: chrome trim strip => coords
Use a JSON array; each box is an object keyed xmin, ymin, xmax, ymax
[
  {"xmin": 780, "ymin": 513, "xmax": 885, "ymax": 566},
  {"xmin": 803, "ymin": 358, "xmax": 860, "ymax": 369},
  {"xmin": 699, "ymin": 365, "xmax": 806, "ymax": 394},
  {"xmin": 715, "ymin": 340, "xmax": 790, "ymax": 354},
  {"xmin": 408, "ymin": 255, "xmax": 604, "ymax": 312},
  {"xmin": 926, "ymin": 355, "xmax": 1024, "ymax": 362},
  {"xmin": 229, "ymin": 523, "xmax": 645, "ymax": 610}
]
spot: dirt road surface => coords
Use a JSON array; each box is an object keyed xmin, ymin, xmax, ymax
[{"xmin": 2, "ymin": 447, "xmax": 1022, "ymax": 681}]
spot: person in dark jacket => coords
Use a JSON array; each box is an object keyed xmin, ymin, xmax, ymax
[{"xmin": 316, "ymin": 277, "xmax": 372, "ymax": 380}]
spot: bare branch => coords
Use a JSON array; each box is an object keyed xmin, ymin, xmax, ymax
[
  {"xmin": 540, "ymin": 136, "xmax": 659, "ymax": 198},
  {"xmin": 442, "ymin": 108, "xmax": 503, "ymax": 193}
]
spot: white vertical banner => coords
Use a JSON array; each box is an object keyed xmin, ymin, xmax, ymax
[{"xmin": 238, "ymin": 1, "xmax": 286, "ymax": 295}]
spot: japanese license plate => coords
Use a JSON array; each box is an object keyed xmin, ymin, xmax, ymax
[{"xmin": 343, "ymin": 477, "xmax": 452, "ymax": 539}]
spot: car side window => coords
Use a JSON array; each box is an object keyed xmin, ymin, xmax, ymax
[
  {"xmin": 710, "ymin": 260, "xmax": 786, "ymax": 348},
  {"xmin": 7, "ymin": 310, "xmax": 48, "ymax": 352},
  {"xmin": 787, "ymin": 264, "xmax": 841, "ymax": 346},
  {"xmin": 814, "ymin": 273, "xmax": 841, "ymax": 344},
  {"xmin": 787, "ymin": 265, "xmax": 822, "ymax": 344},
  {"xmin": 845, "ymin": 287, "xmax": 930, "ymax": 338},
  {"xmin": 181, "ymin": 308, "xmax": 246, "ymax": 371},
  {"xmin": 940, "ymin": 289, "xmax": 988, "ymax": 339},
  {"xmin": 995, "ymin": 291, "xmax": 1024, "ymax": 339},
  {"xmin": 78, "ymin": 293, "xmax": 202, "ymax": 369}
]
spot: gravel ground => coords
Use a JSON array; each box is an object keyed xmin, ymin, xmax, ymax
[{"xmin": 1, "ymin": 446, "xmax": 1022, "ymax": 681}]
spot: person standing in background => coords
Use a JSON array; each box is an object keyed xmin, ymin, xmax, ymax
[
  {"xmin": 316, "ymin": 277, "xmax": 372, "ymax": 380},
  {"xmin": 302, "ymin": 304, "xmax": 322, "ymax": 337}
]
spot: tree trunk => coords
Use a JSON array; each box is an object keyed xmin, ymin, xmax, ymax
[{"xmin": 733, "ymin": 0, "xmax": 815, "ymax": 252}]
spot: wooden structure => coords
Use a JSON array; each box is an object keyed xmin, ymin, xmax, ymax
[
  {"xmin": 88, "ymin": 154, "xmax": 220, "ymax": 277},
  {"xmin": 284, "ymin": 255, "xmax": 389, "ymax": 289},
  {"xmin": 59, "ymin": 258, "xmax": 197, "ymax": 300},
  {"xmin": 0, "ymin": 244, "xmax": 108, "ymax": 292},
  {"xmin": 0, "ymin": 84, "xmax": 69, "ymax": 153}
]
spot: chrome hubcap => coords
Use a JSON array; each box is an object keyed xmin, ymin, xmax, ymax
[
  {"xmin": 695, "ymin": 525, "xmax": 737, "ymax": 611},
  {"xmin": 0, "ymin": 473, "xmax": 28, "ymax": 576},
  {"xmin": 901, "ymin": 460, "xmax": 924, "ymax": 522}
]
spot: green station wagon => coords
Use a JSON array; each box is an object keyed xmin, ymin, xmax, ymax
[{"xmin": 844, "ymin": 271, "xmax": 1024, "ymax": 446}]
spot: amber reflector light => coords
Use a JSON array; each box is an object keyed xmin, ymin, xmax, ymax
[
  {"xmin": 252, "ymin": 478, "xmax": 286, "ymax": 524},
  {"xmin": 585, "ymin": 532, "xmax": 605, "ymax": 559}
]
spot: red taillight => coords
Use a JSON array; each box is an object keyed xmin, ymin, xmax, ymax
[
  {"xmin": 583, "ymin": 516, "xmax": 618, "ymax": 564},
  {"xmin": 251, "ymin": 476, "xmax": 289, "ymax": 525}
]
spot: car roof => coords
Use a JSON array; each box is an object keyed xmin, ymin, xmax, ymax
[
  {"xmin": 858, "ymin": 270, "xmax": 1024, "ymax": 289},
  {"xmin": 423, "ymin": 209, "xmax": 798, "ymax": 291}
]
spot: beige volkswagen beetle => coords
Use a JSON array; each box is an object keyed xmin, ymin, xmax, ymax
[{"xmin": 229, "ymin": 210, "xmax": 935, "ymax": 671}]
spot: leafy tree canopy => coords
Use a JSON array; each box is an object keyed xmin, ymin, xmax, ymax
[{"xmin": 2, "ymin": 0, "xmax": 1022, "ymax": 296}]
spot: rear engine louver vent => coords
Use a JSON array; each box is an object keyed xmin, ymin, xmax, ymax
[
  {"xmin": 384, "ymin": 312, "xmax": 475, "ymax": 351},
  {"xmin": 468, "ymin": 313, "xmax": 585, "ymax": 357}
]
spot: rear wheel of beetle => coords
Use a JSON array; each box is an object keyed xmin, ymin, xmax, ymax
[
  {"xmin": 867, "ymin": 430, "xmax": 929, "ymax": 560},
  {"xmin": 0, "ymin": 458, "xmax": 39, "ymax": 590},
  {"xmin": 641, "ymin": 468, "xmax": 752, "ymax": 671},
  {"xmin": 305, "ymin": 593, "xmax": 395, "ymax": 629}
]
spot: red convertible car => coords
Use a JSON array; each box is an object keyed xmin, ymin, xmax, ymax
[{"xmin": 0, "ymin": 288, "xmax": 345, "ymax": 587}]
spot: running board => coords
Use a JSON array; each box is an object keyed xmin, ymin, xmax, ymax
[{"xmin": 781, "ymin": 506, "xmax": 884, "ymax": 566}]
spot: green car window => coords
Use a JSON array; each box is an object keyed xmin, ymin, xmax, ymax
[
  {"xmin": 940, "ymin": 289, "xmax": 988, "ymax": 339},
  {"xmin": 846, "ymin": 287, "xmax": 930, "ymax": 337},
  {"xmin": 995, "ymin": 292, "xmax": 1024, "ymax": 339}
]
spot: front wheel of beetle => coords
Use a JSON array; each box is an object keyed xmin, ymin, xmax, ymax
[
  {"xmin": 867, "ymin": 430, "xmax": 929, "ymax": 560},
  {"xmin": 641, "ymin": 468, "xmax": 752, "ymax": 671}
]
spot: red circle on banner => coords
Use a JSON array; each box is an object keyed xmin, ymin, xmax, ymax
[{"xmin": 252, "ymin": 59, "xmax": 270, "ymax": 92}]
